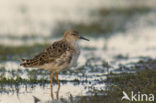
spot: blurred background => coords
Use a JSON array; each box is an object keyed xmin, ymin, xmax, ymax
[{"xmin": 0, "ymin": 0, "xmax": 156, "ymax": 103}]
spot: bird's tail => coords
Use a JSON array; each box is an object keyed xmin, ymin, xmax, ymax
[{"xmin": 20, "ymin": 58, "xmax": 37, "ymax": 67}]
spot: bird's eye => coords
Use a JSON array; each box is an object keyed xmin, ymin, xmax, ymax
[{"xmin": 72, "ymin": 33, "xmax": 76, "ymax": 36}]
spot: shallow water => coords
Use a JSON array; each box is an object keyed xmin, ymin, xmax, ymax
[{"xmin": 0, "ymin": 0, "xmax": 156, "ymax": 103}]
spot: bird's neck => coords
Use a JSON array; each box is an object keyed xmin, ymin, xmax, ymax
[{"xmin": 63, "ymin": 38, "xmax": 80, "ymax": 50}]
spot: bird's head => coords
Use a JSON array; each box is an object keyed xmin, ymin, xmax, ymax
[{"xmin": 63, "ymin": 30, "xmax": 89, "ymax": 42}]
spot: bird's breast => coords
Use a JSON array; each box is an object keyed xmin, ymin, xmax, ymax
[
  {"xmin": 68, "ymin": 43, "xmax": 80, "ymax": 68},
  {"xmin": 68, "ymin": 52, "xmax": 79, "ymax": 68}
]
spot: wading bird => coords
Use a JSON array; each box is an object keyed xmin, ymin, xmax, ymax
[{"xmin": 20, "ymin": 30, "xmax": 89, "ymax": 99}]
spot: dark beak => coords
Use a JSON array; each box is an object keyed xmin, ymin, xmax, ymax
[{"xmin": 80, "ymin": 36, "xmax": 89, "ymax": 41}]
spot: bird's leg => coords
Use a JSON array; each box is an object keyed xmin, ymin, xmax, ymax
[
  {"xmin": 56, "ymin": 72, "xmax": 60, "ymax": 87},
  {"xmin": 56, "ymin": 72, "xmax": 60, "ymax": 99},
  {"xmin": 50, "ymin": 72, "xmax": 54, "ymax": 99}
]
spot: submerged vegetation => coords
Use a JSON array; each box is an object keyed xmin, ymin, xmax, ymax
[
  {"xmin": 74, "ymin": 69, "xmax": 156, "ymax": 103},
  {"xmin": 0, "ymin": 55, "xmax": 156, "ymax": 103}
]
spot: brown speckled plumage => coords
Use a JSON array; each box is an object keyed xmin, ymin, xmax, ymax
[{"xmin": 20, "ymin": 30, "xmax": 82, "ymax": 72}]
